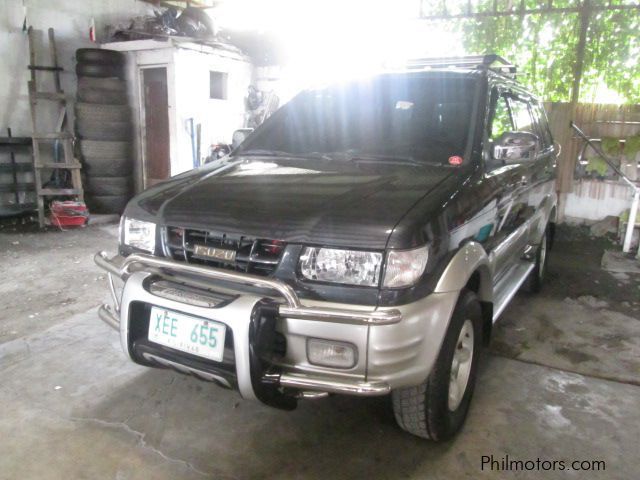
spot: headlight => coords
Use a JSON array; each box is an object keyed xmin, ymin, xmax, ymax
[
  {"xmin": 122, "ymin": 217, "xmax": 156, "ymax": 253},
  {"xmin": 299, "ymin": 247, "xmax": 382, "ymax": 287},
  {"xmin": 383, "ymin": 245, "xmax": 429, "ymax": 288}
]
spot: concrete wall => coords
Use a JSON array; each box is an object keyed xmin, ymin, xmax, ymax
[
  {"xmin": 545, "ymin": 102, "xmax": 640, "ymax": 223},
  {"xmin": 563, "ymin": 180, "xmax": 636, "ymax": 223},
  {"xmin": 0, "ymin": 0, "xmax": 153, "ymax": 136}
]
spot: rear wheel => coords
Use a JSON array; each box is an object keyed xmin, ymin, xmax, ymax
[
  {"xmin": 392, "ymin": 290, "xmax": 482, "ymax": 441},
  {"xmin": 523, "ymin": 225, "xmax": 550, "ymax": 293}
]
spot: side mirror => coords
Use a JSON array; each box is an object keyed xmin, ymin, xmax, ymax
[
  {"xmin": 232, "ymin": 128, "xmax": 254, "ymax": 149},
  {"xmin": 493, "ymin": 131, "xmax": 540, "ymax": 162}
]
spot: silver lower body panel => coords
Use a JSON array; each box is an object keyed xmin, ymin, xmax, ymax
[{"xmin": 95, "ymin": 252, "xmax": 459, "ymax": 403}]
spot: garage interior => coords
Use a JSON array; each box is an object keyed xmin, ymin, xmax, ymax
[{"xmin": 1, "ymin": 1, "xmax": 639, "ymax": 479}]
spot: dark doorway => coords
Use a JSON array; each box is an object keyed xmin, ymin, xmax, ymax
[{"xmin": 142, "ymin": 67, "xmax": 170, "ymax": 187}]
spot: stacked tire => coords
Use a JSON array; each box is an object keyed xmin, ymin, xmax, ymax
[{"xmin": 75, "ymin": 49, "xmax": 133, "ymax": 214}]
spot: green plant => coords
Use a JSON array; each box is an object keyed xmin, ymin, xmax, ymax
[
  {"xmin": 625, "ymin": 135, "xmax": 640, "ymax": 157},
  {"xmin": 601, "ymin": 137, "xmax": 622, "ymax": 156},
  {"xmin": 434, "ymin": 4, "xmax": 640, "ymax": 103},
  {"xmin": 585, "ymin": 156, "xmax": 609, "ymax": 176}
]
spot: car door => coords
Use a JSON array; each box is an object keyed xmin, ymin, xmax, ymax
[
  {"xmin": 483, "ymin": 88, "xmax": 539, "ymax": 281},
  {"xmin": 523, "ymin": 100, "xmax": 557, "ymax": 242}
]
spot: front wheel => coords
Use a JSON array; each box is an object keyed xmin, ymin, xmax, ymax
[{"xmin": 392, "ymin": 290, "xmax": 482, "ymax": 441}]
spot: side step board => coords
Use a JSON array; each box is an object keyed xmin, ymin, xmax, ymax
[{"xmin": 492, "ymin": 261, "xmax": 535, "ymax": 322}]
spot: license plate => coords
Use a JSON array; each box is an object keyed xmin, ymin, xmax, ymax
[{"xmin": 148, "ymin": 307, "xmax": 226, "ymax": 362}]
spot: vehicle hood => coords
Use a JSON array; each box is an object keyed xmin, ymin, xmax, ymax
[{"xmin": 128, "ymin": 156, "xmax": 455, "ymax": 249}]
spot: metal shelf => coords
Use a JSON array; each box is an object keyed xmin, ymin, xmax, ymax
[{"xmin": 0, "ymin": 133, "xmax": 36, "ymax": 218}]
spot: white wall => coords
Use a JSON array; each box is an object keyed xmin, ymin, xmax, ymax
[
  {"xmin": 563, "ymin": 180, "xmax": 636, "ymax": 223},
  {"xmin": 106, "ymin": 39, "xmax": 253, "ymax": 189},
  {"xmin": 0, "ymin": 0, "xmax": 153, "ymax": 136},
  {"xmin": 173, "ymin": 46, "xmax": 252, "ymax": 174}
]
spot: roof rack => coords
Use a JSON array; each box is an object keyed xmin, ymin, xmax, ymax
[{"xmin": 405, "ymin": 54, "xmax": 517, "ymax": 78}]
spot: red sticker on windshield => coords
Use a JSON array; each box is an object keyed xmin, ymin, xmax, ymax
[{"xmin": 448, "ymin": 156, "xmax": 463, "ymax": 166}]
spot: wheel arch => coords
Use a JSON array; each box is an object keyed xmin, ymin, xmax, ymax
[
  {"xmin": 433, "ymin": 242, "xmax": 493, "ymax": 303},
  {"xmin": 531, "ymin": 192, "xmax": 558, "ymax": 246},
  {"xmin": 433, "ymin": 242, "xmax": 494, "ymax": 345}
]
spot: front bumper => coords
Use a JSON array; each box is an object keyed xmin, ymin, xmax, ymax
[{"xmin": 95, "ymin": 252, "xmax": 458, "ymax": 407}]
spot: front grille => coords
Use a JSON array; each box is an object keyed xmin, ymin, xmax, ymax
[{"xmin": 163, "ymin": 226, "xmax": 285, "ymax": 277}]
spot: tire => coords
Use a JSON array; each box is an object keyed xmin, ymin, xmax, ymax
[
  {"xmin": 85, "ymin": 176, "xmax": 132, "ymax": 196},
  {"xmin": 76, "ymin": 63, "xmax": 123, "ymax": 79},
  {"xmin": 85, "ymin": 194, "xmax": 129, "ymax": 214},
  {"xmin": 79, "ymin": 140, "xmax": 130, "ymax": 159},
  {"xmin": 177, "ymin": 7, "xmax": 215, "ymax": 37},
  {"xmin": 77, "ymin": 87, "xmax": 128, "ymax": 105},
  {"xmin": 523, "ymin": 225, "xmax": 550, "ymax": 293},
  {"xmin": 76, "ymin": 103, "xmax": 130, "ymax": 123},
  {"xmin": 78, "ymin": 77, "xmax": 126, "ymax": 92},
  {"xmin": 83, "ymin": 157, "xmax": 132, "ymax": 177},
  {"xmin": 76, "ymin": 120, "xmax": 132, "ymax": 141},
  {"xmin": 392, "ymin": 290, "xmax": 482, "ymax": 441},
  {"xmin": 76, "ymin": 48, "xmax": 124, "ymax": 65}
]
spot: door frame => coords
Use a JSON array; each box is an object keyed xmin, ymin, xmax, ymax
[
  {"xmin": 483, "ymin": 83, "xmax": 537, "ymax": 281},
  {"xmin": 136, "ymin": 61, "xmax": 176, "ymax": 189}
]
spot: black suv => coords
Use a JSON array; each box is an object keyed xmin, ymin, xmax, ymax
[{"xmin": 96, "ymin": 55, "xmax": 557, "ymax": 441}]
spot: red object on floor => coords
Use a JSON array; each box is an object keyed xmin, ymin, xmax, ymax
[{"xmin": 49, "ymin": 201, "xmax": 89, "ymax": 227}]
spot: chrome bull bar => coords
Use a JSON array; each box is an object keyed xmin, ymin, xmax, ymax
[
  {"xmin": 98, "ymin": 303, "xmax": 119, "ymax": 330},
  {"xmin": 94, "ymin": 251, "xmax": 402, "ymax": 326}
]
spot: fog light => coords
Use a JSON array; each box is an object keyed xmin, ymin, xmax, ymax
[{"xmin": 307, "ymin": 338, "xmax": 357, "ymax": 369}]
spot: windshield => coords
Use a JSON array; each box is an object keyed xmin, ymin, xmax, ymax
[{"xmin": 236, "ymin": 74, "xmax": 477, "ymax": 165}]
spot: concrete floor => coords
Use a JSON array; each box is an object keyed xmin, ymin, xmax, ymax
[{"xmin": 1, "ymin": 222, "xmax": 639, "ymax": 479}]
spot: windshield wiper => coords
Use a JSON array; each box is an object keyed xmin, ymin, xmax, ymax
[
  {"xmin": 324, "ymin": 151, "xmax": 435, "ymax": 167},
  {"xmin": 237, "ymin": 149, "xmax": 440, "ymax": 166},
  {"xmin": 237, "ymin": 149, "xmax": 298, "ymax": 157},
  {"xmin": 236, "ymin": 149, "xmax": 333, "ymax": 161}
]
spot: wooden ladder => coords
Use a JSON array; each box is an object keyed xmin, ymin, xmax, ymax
[{"xmin": 27, "ymin": 27, "xmax": 83, "ymax": 228}]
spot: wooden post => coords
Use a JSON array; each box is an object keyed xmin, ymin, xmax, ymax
[
  {"xmin": 570, "ymin": 0, "xmax": 591, "ymax": 106},
  {"xmin": 556, "ymin": 0, "xmax": 591, "ymax": 220}
]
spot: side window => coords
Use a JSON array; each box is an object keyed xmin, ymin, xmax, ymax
[
  {"xmin": 507, "ymin": 97, "xmax": 536, "ymax": 134},
  {"xmin": 489, "ymin": 91, "xmax": 514, "ymax": 142},
  {"xmin": 209, "ymin": 71, "xmax": 228, "ymax": 100},
  {"xmin": 535, "ymin": 104, "xmax": 554, "ymax": 148}
]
